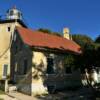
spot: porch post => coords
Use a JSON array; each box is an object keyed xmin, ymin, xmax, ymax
[{"xmin": 5, "ymin": 79, "xmax": 8, "ymax": 93}]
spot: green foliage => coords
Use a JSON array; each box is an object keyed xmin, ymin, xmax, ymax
[
  {"xmin": 63, "ymin": 34, "xmax": 94, "ymax": 70},
  {"xmin": 64, "ymin": 54, "xmax": 78, "ymax": 70},
  {"xmin": 64, "ymin": 34, "xmax": 100, "ymax": 70},
  {"xmin": 72, "ymin": 34, "xmax": 100, "ymax": 69},
  {"xmin": 95, "ymin": 35, "xmax": 100, "ymax": 43},
  {"xmin": 0, "ymin": 90, "xmax": 4, "ymax": 94},
  {"xmin": 72, "ymin": 34, "xmax": 94, "ymax": 49},
  {"xmin": 93, "ymin": 43, "xmax": 100, "ymax": 67},
  {"xmin": 38, "ymin": 28, "xmax": 100, "ymax": 70},
  {"xmin": 0, "ymin": 99, "xmax": 4, "ymax": 100},
  {"xmin": 38, "ymin": 28, "xmax": 62, "ymax": 37},
  {"xmin": 64, "ymin": 54, "xmax": 75, "ymax": 66},
  {"xmin": 38, "ymin": 28, "xmax": 51, "ymax": 33},
  {"xmin": 52, "ymin": 32, "xmax": 62, "ymax": 37}
]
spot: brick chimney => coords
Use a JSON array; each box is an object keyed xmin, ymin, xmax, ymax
[{"xmin": 63, "ymin": 27, "xmax": 72, "ymax": 40}]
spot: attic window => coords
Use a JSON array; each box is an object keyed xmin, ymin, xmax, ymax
[
  {"xmin": 8, "ymin": 27, "xmax": 11, "ymax": 32},
  {"xmin": 10, "ymin": 10, "xmax": 14, "ymax": 16}
]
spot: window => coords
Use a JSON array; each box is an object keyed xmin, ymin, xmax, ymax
[
  {"xmin": 18, "ymin": 12, "xmax": 21, "ymax": 18},
  {"xmin": 10, "ymin": 10, "xmax": 14, "ymax": 16},
  {"xmin": 13, "ymin": 34, "xmax": 16, "ymax": 42},
  {"xmin": 65, "ymin": 66, "xmax": 72, "ymax": 74},
  {"xmin": 15, "ymin": 63, "xmax": 18, "ymax": 73},
  {"xmin": 23, "ymin": 59, "xmax": 28, "ymax": 74},
  {"xmin": 15, "ymin": 45, "xmax": 18, "ymax": 54},
  {"xmin": 47, "ymin": 58, "xmax": 54, "ymax": 74},
  {"xmin": 8, "ymin": 27, "xmax": 11, "ymax": 32},
  {"xmin": 2, "ymin": 64, "xmax": 8, "ymax": 79},
  {"xmin": 18, "ymin": 40, "xmax": 22, "ymax": 51}
]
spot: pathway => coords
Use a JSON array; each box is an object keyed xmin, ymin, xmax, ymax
[
  {"xmin": 8, "ymin": 92, "xmax": 39, "ymax": 100},
  {"xmin": 0, "ymin": 94, "xmax": 17, "ymax": 100}
]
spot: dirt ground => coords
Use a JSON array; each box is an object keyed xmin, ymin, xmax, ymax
[{"xmin": 1, "ymin": 87, "xmax": 100, "ymax": 100}]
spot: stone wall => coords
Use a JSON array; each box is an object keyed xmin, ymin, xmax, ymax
[
  {"xmin": 0, "ymin": 22, "xmax": 23, "ymax": 80},
  {"xmin": 11, "ymin": 43, "xmax": 32, "ymax": 95},
  {"xmin": 11, "ymin": 31, "xmax": 81, "ymax": 96}
]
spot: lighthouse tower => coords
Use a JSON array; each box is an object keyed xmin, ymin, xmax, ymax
[
  {"xmin": 6, "ymin": 6, "xmax": 22, "ymax": 20},
  {"xmin": 0, "ymin": 6, "xmax": 26, "ymax": 80}
]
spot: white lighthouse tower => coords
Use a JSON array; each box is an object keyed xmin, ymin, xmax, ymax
[
  {"xmin": 6, "ymin": 6, "xmax": 22, "ymax": 20},
  {"xmin": 0, "ymin": 6, "xmax": 26, "ymax": 81}
]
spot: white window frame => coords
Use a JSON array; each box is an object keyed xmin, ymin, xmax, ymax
[{"xmin": 2, "ymin": 64, "xmax": 8, "ymax": 79}]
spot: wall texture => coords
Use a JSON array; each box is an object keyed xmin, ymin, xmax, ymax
[{"xmin": 0, "ymin": 22, "xmax": 23, "ymax": 80}]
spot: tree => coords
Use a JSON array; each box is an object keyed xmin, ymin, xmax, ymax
[
  {"xmin": 38, "ymin": 28, "xmax": 62, "ymax": 37},
  {"xmin": 38, "ymin": 28, "xmax": 51, "ymax": 33},
  {"xmin": 72, "ymin": 34, "xmax": 94, "ymax": 49},
  {"xmin": 63, "ymin": 34, "xmax": 96, "ymax": 71},
  {"xmin": 72, "ymin": 34, "xmax": 96, "ymax": 69},
  {"xmin": 64, "ymin": 54, "xmax": 76, "ymax": 70},
  {"xmin": 95, "ymin": 35, "xmax": 100, "ymax": 43},
  {"xmin": 94, "ymin": 35, "xmax": 100, "ymax": 67}
]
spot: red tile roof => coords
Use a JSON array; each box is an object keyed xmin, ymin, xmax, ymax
[{"xmin": 16, "ymin": 27, "xmax": 82, "ymax": 54}]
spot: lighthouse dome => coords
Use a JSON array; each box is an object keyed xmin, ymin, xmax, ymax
[{"xmin": 6, "ymin": 6, "xmax": 22, "ymax": 20}]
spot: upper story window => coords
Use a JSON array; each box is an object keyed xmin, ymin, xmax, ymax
[{"xmin": 10, "ymin": 10, "xmax": 14, "ymax": 16}]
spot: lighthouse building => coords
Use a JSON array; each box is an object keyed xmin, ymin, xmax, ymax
[
  {"xmin": 0, "ymin": 6, "xmax": 26, "ymax": 80},
  {"xmin": 0, "ymin": 7, "xmax": 81, "ymax": 96}
]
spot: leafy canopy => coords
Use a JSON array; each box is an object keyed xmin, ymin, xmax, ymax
[{"xmin": 38, "ymin": 28, "xmax": 62, "ymax": 37}]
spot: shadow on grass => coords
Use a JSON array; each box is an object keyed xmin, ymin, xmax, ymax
[
  {"xmin": 0, "ymin": 90, "xmax": 5, "ymax": 95},
  {"xmin": 0, "ymin": 90, "xmax": 4, "ymax": 100}
]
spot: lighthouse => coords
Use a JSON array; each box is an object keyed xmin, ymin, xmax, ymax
[
  {"xmin": 6, "ymin": 6, "xmax": 22, "ymax": 20},
  {"xmin": 0, "ymin": 6, "xmax": 26, "ymax": 81}
]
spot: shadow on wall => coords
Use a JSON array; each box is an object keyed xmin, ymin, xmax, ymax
[{"xmin": 10, "ymin": 45, "xmax": 33, "ymax": 95}]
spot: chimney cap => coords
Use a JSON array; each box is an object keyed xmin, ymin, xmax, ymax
[{"xmin": 63, "ymin": 27, "xmax": 70, "ymax": 34}]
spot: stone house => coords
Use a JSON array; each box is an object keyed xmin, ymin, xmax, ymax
[
  {"xmin": 10, "ymin": 26, "xmax": 82, "ymax": 96},
  {"xmin": 0, "ymin": 6, "xmax": 82, "ymax": 95}
]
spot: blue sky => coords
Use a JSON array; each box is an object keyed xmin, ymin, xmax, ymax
[{"xmin": 0, "ymin": 0, "xmax": 100, "ymax": 39}]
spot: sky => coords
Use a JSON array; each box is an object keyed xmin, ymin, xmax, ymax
[{"xmin": 0, "ymin": 0, "xmax": 100, "ymax": 39}]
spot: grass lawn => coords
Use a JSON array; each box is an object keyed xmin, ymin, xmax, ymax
[
  {"xmin": 0, "ymin": 90, "xmax": 4, "ymax": 100},
  {"xmin": 0, "ymin": 90, "xmax": 5, "ymax": 95}
]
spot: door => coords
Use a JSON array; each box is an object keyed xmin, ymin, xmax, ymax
[
  {"xmin": 2, "ymin": 64, "xmax": 8, "ymax": 79},
  {"xmin": 47, "ymin": 58, "xmax": 54, "ymax": 74}
]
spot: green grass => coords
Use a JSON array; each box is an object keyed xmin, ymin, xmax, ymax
[
  {"xmin": 0, "ymin": 90, "xmax": 5, "ymax": 95},
  {"xmin": 0, "ymin": 90, "xmax": 4, "ymax": 100}
]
